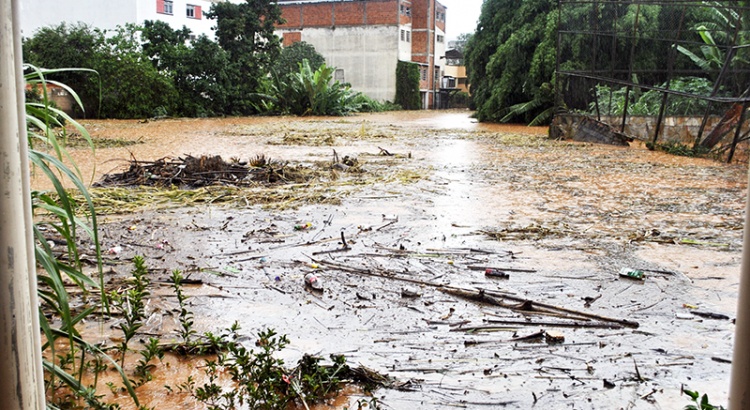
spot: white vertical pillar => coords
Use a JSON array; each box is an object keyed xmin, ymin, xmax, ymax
[
  {"xmin": 731, "ymin": 163, "xmax": 750, "ymax": 407},
  {"xmin": 0, "ymin": 0, "xmax": 46, "ymax": 407}
]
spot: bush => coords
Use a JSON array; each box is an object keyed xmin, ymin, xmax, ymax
[{"xmin": 257, "ymin": 59, "xmax": 363, "ymax": 116}]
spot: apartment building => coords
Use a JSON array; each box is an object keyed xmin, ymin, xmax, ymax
[
  {"xmin": 19, "ymin": 0, "xmax": 217, "ymax": 39},
  {"xmin": 275, "ymin": 0, "xmax": 447, "ymax": 108}
]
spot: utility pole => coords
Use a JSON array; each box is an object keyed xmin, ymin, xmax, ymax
[
  {"xmin": 731, "ymin": 167, "xmax": 750, "ymax": 407},
  {"xmin": 0, "ymin": 0, "xmax": 47, "ymax": 407}
]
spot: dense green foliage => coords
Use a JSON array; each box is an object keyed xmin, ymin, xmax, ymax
[
  {"xmin": 23, "ymin": 0, "xmax": 287, "ymax": 118},
  {"xmin": 273, "ymin": 41, "xmax": 326, "ymax": 79},
  {"xmin": 23, "ymin": 1, "xmax": 388, "ymax": 119},
  {"xmin": 204, "ymin": 0, "xmax": 284, "ymax": 115},
  {"xmin": 24, "ymin": 23, "xmax": 179, "ymax": 119},
  {"xmin": 466, "ymin": 1, "xmax": 750, "ymax": 124},
  {"xmin": 593, "ymin": 77, "xmax": 716, "ymax": 116},
  {"xmin": 395, "ymin": 61, "xmax": 421, "ymax": 110},
  {"xmin": 257, "ymin": 60, "xmax": 363, "ymax": 116},
  {"xmin": 465, "ymin": 0, "xmax": 557, "ymax": 123}
]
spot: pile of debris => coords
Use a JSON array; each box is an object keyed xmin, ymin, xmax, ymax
[{"xmin": 94, "ymin": 154, "xmax": 312, "ymax": 188}]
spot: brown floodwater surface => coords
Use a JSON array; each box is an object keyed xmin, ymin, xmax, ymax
[{"xmin": 42, "ymin": 110, "xmax": 748, "ymax": 409}]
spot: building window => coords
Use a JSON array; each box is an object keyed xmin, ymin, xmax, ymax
[
  {"xmin": 436, "ymin": 11, "xmax": 445, "ymax": 21},
  {"xmin": 421, "ymin": 67, "xmax": 427, "ymax": 81},
  {"xmin": 437, "ymin": 34, "xmax": 444, "ymax": 43},
  {"xmin": 187, "ymin": 4, "xmax": 202, "ymax": 19},
  {"xmin": 401, "ymin": 29, "xmax": 405, "ymax": 41},
  {"xmin": 400, "ymin": 4, "xmax": 411, "ymax": 17},
  {"xmin": 158, "ymin": 0, "xmax": 173, "ymax": 15},
  {"xmin": 335, "ymin": 69, "xmax": 345, "ymax": 82},
  {"xmin": 406, "ymin": 31, "xmax": 411, "ymax": 42}
]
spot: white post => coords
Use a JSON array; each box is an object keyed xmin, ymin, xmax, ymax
[
  {"xmin": 0, "ymin": 0, "xmax": 46, "ymax": 408},
  {"xmin": 731, "ymin": 164, "xmax": 750, "ymax": 407}
]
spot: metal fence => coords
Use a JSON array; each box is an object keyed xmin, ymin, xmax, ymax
[{"xmin": 555, "ymin": 0, "xmax": 750, "ymax": 162}]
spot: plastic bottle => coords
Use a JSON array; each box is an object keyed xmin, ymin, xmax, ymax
[
  {"xmin": 304, "ymin": 273, "xmax": 323, "ymax": 290},
  {"xmin": 619, "ymin": 268, "xmax": 644, "ymax": 280}
]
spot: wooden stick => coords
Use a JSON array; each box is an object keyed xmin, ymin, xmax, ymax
[
  {"xmin": 478, "ymin": 288, "xmax": 640, "ymax": 328},
  {"xmin": 311, "ymin": 257, "xmax": 639, "ymax": 328},
  {"xmin": 467, "ymin": 265, "xmax": 537, "ymax": 273},
  {"xmin": 485, "ymin": 318, "xmax": 623, "ymax": 329}
]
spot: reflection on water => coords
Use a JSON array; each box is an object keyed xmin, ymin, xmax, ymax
[{"xmin": 31, "ymin": 111, "xmax": 547, "ymax": 191}]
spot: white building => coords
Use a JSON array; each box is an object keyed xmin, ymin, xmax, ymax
[{"xmin": 19, "ymin": 0, "xmax": 218, "ymax": 39}]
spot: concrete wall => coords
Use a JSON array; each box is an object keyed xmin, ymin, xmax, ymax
[
  {"xmin": 398, "ymin": 23, "xmax": 412, "ymax": 61},
  {"xmin": 19, "ymin": 0, "xmax": 215, "ymax": 39},
  {"xmin": 553, "ymin": 114, "xmax": 750, "ymax": 147},
  {"xmin": 279, "ymin": 25, "xmax": 400, "ymax": 102}
]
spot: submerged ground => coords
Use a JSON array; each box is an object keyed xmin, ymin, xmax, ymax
[{"xmin": 42, "ymin": 110, "xmax": 747, "ymax": 409}]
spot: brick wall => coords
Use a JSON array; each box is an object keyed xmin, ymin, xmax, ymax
[
  {"xmin": 279, "ymin": 0, "xmax": 398, "ymax": 29},
  {"xmin": 334, "ymin": 2, "xmax": 366, "ymax": 26},
  {"xmin": 282, "ymin": 31, "xmax": 302, "ymax": 46},
  {"xmin": 399, "ymin": 0, "xmax": 411, "ymax": 25},
  {"xmin": 365, "ymin": 0, "xmax": 397, "ymax": 25},
  {"xmin": 278, "ymin": 4, "xmax": 302, "ymax": 28},
  {"xmin": 305, "ymin": 3, "xmax": 334, "ymax": 26},
  {"xmin": 436, "ymin": 2, "xmax": 445, "ymax": 32},
  {"xmin": 411, "ymin": 30, "xmax": 428, "ymax": 59}
]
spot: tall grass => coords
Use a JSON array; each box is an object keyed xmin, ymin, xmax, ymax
[{"xmin": 25, "ymin": 65, "xmax": 139, "ymax": 409}]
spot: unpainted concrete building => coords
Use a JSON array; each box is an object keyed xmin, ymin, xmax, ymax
[{"xmin": 276, "ymin": 0, "xmax": 447, "ymax": 109}]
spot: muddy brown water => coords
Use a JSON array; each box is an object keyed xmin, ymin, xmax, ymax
[{"xmin": 41, "ymin": 110, "xmax": 747, "ymax": 409}]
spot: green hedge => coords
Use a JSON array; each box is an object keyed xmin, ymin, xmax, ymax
[{"xmin": 395, "ymin": 61, "xmax": 421, "ymax": 110}]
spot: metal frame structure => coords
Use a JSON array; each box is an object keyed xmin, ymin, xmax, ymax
[{"xmin": 556, "ymin": 0, "xmax": 750, "ymax": 162}]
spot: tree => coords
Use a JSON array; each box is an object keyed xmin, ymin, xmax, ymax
[
  {"xmin": 23, "ymin": 23, "xmax": 180, "ymax": 118},
  {"xmin": 273, "ymin": 41, "xmax": 325, "ymax": 79},
  {"xmin": 96, "ymin": 24, "xmax": 180, "ymax": 118},
  {"xmin": 205, "ymin": 0, "xmax": 284, "ymax": 114},
  {"xmin": 172, "ymin": 35, "xmax": 235, "ymax": 117},
  {"xmin": 451, "ymin": 33, "xmax": 473, "ymax": 54},
  {"xmin": 141, "ymin": 20, "xmax": 192, "ymax": 71},
  {"xmin": 465, "ymin": 0, "xmax": 557, "ymax": 123},
  {"xmin": 23, "ymin": 23, "xmax": 104, "ymax": 117}
]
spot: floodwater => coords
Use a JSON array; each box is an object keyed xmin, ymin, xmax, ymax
[{"xmin": 42, "ymin": 110, "xmax": 748, "ymax": 409}]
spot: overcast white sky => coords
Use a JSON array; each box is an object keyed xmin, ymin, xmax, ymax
[{"xmin": 440, "ymin": 0, "xmax": 483, "ymax": 42}]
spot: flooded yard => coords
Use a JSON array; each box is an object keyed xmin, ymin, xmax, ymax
[{"xmin": 43, "ymin": 110, "xmax": 747, "ymax": 409}]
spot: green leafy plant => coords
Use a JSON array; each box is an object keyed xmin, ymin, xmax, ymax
[
  {"xmin": 255, "ymin": 59, "xmax": 363, "ymax": 116},
  {"xmin": 110, "ymin": 255, "xmax": 151, "ymax": 367},
  {"xmin": 683, "ymin": 388, "xmax": 726, "ymax": 410},
  {"xmin": 291, "ymin": 353, "xmax": 349, "ymax": 404},
  {"xmin": 187, "ymin": 323, "xmax": 389, "ymax": 410},
  {"xmin": 171, "ymin": 269, "xmax": 197, "ymax": 344},
  {"xmin": 134, "ymin": 337, "xmax": 164, "ymax": 387}
]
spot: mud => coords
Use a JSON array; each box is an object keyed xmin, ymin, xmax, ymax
[{"xmin": 45, "ymin": 110, "xmax": 746, "ymax": 409}]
